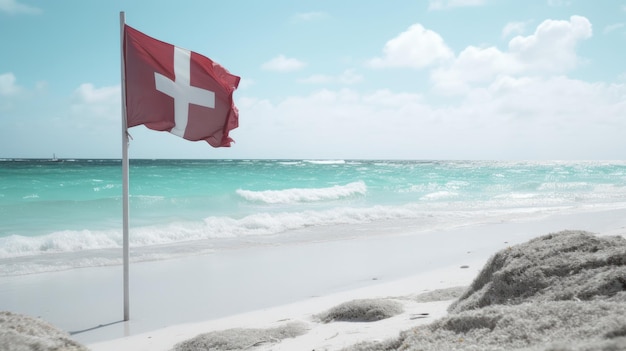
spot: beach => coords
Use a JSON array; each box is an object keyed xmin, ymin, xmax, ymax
[
  {"xmin": 91, "ymin": 209, "xmax": 626, "ymax": 351},
  {"xmin": 4, "ymin": 0, "xmax": 626, "ymax": 348},
  {"xmin": 2, "ymin": 160, "xmax": 626, "ymax": 350},
  {"xmin": 2, "ymin": 207, "xmax": 625, "ymax": 350}
]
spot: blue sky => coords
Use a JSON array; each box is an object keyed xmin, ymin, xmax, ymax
[{"xmin": 1, "ymin": 0, "xmax": 625, "ymax": 160}]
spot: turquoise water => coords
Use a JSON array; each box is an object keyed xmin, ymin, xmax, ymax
[{"xmin": 1, "ymin": 159, "xmax": 626, "ymax": 275}]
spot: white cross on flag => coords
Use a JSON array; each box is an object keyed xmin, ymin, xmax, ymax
[{"xmin": 123, "ymin": 25, "xmax": 240, "ymax": 147}]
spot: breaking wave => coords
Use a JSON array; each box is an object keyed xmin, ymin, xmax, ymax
[{"xmin": 236, "ymin": 181, "xmax": 367, "ymax": 204}]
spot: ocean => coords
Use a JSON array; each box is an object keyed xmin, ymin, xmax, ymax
[{"xmin": 2, "ymin": 159, "xmax": 626, "ymax": 277}]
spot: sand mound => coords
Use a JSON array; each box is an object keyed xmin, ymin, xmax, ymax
[
  {"xmin": 343, "ymin": 230, "xmax": 626, "ymax": 351},
  {"xmin": 173, "ymin": 321, "xmax": 307, "ymax": 351},
  {"xmin": 449, "ymin": 230, "xmax": 626, "ymax": 313},
  {"xmin": 0, "ymin": 311, "xmax": 88, "ymax": 351},
  {"xmin": 347, "ymin": 300, "xmax": 626, "ymax": 351},
  {"xmin": 316, "ymin": 298, "xmax": 404, "ymax": 323}
]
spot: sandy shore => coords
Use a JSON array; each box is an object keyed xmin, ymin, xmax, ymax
[
  {"xmin": 1, "ymin": 208, "xmax": 625, "ymax": 350},
  {"xmin": 88, "ymin": 265, "xmax": 473, "ymax": 351},
  {"xmin": 90, "ymin": 208, "xmax": 625, "ymax": 350}
]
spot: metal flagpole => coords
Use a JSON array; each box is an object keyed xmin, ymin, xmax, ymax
[{"xmin": 119, "ymin": 11, "xmax": 130, "ymax": 321}]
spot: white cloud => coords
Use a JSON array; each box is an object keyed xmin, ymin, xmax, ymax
[
  {"xmin": 486, "ymin": 76, "xmax": 626, "ymax": 145},
  {"xmin": 0, "ymin": 72, "xmax": 21, "ymax": 96},
  {"xmin": 0, "ymin": 0, "xmax": 41, "ymax": 14},
  {"xmin": 432, "ymin": 16, "xmax": 593, "ymax": 94},
  {"xmin": 428, "ymin": 0, "xmax": 486, "ymax": 10},
  {"xmin": 235, "ymin": 88, "xmax": 432, "ymax": 159},
  {"xmin": 367, "ymin": 24, "xmax": 453, "ymax": 69},
  {"xmin": 502, "ymin": 21, "xmax": 528, "ymax": 38},
  {"xmin": 431, "ymin": 45, "xmax": 521, "ymax": 94},
  {"xmin": 603, "ymin": 23, "xmax": 624, "ymax": 34},
  {"xmin": 483, "ymin": 77, "xmax": 626, "ymax": 158},
  {"xmin": 509, "ymin": 15, "xmax": 592, "ymax": 72},
  {"xmin": 71, "ymin": 83, "xmax": 120, "ymax": 122},
  {"xmin": 234, "ymin": 76, "xmax": 626, "ymax": 159},
  {"xmin": 261, "ymin": 55, "xmax": 306, "ymax": 72}
]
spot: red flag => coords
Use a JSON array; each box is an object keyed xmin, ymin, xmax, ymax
[{"xmin": 123, "ymin": 24, "xmax": 240, "ymax": 147}]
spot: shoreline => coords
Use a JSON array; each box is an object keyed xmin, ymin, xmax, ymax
[{"xmin": 1, "ymin": 208, "xmax": 625, "ymax": 349}]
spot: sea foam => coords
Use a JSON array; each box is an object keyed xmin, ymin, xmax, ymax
[
  {"xmin": 2, "ymin": 199, "xmax": 605, "ymax": 262},
  {"xmin": 236, "ymin": 181, "xmax": 367, "ymax": 204},
  {"xmin": 3, "ymin": 200, "xmax": 626, "ymax": 276},
  {"xmin": 304, "ymin": 160, "xmax": 346, "ymax": 165},
  {"xmin": 0, "ymin": 202, "xmax": 430, "ymax": 260}
]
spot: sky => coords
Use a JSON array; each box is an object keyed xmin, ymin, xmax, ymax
[{"xmin": 1, "ymin": 0, "xmax": 625, "ymax": 160}]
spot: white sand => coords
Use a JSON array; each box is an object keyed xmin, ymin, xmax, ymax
[
  {"xmin": 88, "ymin": 264, "xmax": 477, "ymax": 351},
  {"xmin": 85, "ymin": 208, "xmax": 626, "ymax": 351},
  {"xmin": 1, "ymin": 208, "xmax": 624, "ymax": 350}
]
